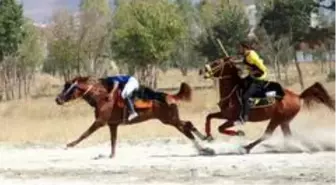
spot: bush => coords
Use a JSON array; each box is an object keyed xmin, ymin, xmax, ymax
[{"xmin": 327, "ymin": 69, "xmax": 335, "ymax": 82}]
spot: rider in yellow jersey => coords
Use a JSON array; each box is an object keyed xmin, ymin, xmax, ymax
[{"xmin": 238, "ymin": 41, "xmax": 268, "ymax": 124}]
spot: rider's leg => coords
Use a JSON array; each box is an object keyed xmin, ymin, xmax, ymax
[
  {"xmin": 240, "ymin": 79, "xmax": 258, "ymax": 123},
  {"xmin": 122, "ymin": 77, "xmax": 140, "ymax": 121}
]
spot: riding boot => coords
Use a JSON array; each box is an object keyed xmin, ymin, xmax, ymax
[
  {"xmin": 125, "ymin": 97, "xmax": 138, "ymax": 121},
  {"xmin": 239, "ymin": 94, "xmax": 252, "ymax": 125},
  {"xmin": 242, "ymin": 98, "xmax": 251, "ymax": 121}
]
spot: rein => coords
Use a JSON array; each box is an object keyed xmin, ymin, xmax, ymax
[
  {"xmin": 218, "ymin": 85, "xmax": 238, "ymax": 104},
  {"xmin": 63, "ymin": 84, "xmax": 94, "ymax": 107},
  {"xmin": 205, "ymin": 58, "xmax": 240, "ymax": 105}
]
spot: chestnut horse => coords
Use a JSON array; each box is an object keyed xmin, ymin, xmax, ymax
[
  {"xmin": 198, "ymin": 57, "xmax": 335, "ymax": 153},
  {"xmin": 55, "ymin": 76, "xmax": 214, "ymax": 158}
]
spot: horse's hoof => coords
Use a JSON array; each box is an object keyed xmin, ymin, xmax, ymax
[
  {"xmin": 66, "ymin": 142, "xmax": 76, "ymax": 148},
  {"xmin": 93, "ymin": 154, "xmax": 106, "ymax": 160},
  {"xmin": 243, "ymin": 146, "xmax": 251, "ymax": 154},
  {"xmin": 236, "ymin": 130, "xmax": 245, "ymax": 137},
  {"xmin": 203, "ymin": 135, "xmax": 214, "ymax": 142},
  {"xmin": 199, "ymin": 147, "xmax": 216, "ymax": 156}
]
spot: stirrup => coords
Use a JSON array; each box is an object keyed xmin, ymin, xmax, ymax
[{"xmin": 235, "ymin": 115, "xmax": 246, "ymax": 125}]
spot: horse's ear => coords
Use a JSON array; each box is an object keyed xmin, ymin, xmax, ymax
[
  {"xmin": 224, "ymin": 56, "xmax": 232, "ymax": 61},
  {"xmin": 75, "ymin": 76, "xmax": 90, "ymax": 83},
  {"xmin": 98, "ymin": 78, "xmax": 106, "ymax": 84},
  {"xmin": 71, "ymin": 76, "xmax": 82, "ymax": 83},
  {"xmin": 87, "ymin": 76, "xmax": 99, "ymax": 84},
  {"xmin": 81, "ymin": 76, "xmax": 91, "ymax": 82}
]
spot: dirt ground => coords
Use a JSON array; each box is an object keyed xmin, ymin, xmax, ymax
[
  {"xmin": 0, "ymin": 138, "xmax": 334, "ymax": 185},
  {"xmin": 0, "ymin": 68, "xmax": 335, "ymax": 185}
]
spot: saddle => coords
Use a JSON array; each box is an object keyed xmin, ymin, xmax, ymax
[
  {"xmin": 240, "ymin": 80, "xmax": 285, "ymax": 108},
  {"xmin": 115, "ymin": 91, "xmax": 153, "ymax": 109},
  {"xmin": 115, "ymin": 86, "xmax": 167, "ymax": 109}
]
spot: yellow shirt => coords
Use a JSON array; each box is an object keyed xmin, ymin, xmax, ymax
[{"xmin": 244, "ymin": 50, "xmax": 267, "ymax": 80}]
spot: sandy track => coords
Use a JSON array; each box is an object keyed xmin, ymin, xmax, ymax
[{"xmin": 0, "ymin": 137, "xmax": 334, "ymax": 185}]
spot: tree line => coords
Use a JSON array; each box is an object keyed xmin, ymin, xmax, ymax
[{"xmin": 0, "ymin": 0, "xmax": 334, "ymax": 100}]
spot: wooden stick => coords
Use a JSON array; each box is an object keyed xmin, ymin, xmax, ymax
[
  {"xmin": 216, "ymin": 38, "xmax": 243, "ymax": 64},
  {"xmin": 214, "ymin": 39, "xmax": 229, "ymax": 96},
  {"xmin": 216, "ymin": 38, "xmax": 229, "ymax": 57}
]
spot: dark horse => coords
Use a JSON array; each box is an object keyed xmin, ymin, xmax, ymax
[
  {"xmin": 198, "ymin": 57, "xmax": 335, "ymax": 153},
  {"xmin": 55, "ymin": 76, "xmax": 214, "ymax": 158}
]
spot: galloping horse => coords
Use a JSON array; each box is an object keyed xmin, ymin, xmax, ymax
[
  {"xmin": 198, "ymin": 57, "xmax": 335, "ymax": 153},
  {"xmin": 55, "ymin": 76, "xmax": 214, "ymax": 158}
]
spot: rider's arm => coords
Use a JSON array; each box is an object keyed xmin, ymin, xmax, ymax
[
  {"xmin": 246, "ymin": 51, "xmax": 267, "ymax": 73},
  {"xmin": 246, "ymin": 51, "xmax": 267, "ymax": 79},
  {"xmin": 109, "ymin": 81, "xmax": 119, "ymax": 99}
]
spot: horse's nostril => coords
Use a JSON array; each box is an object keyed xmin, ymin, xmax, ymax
[
  {"xmin": 55, "ymin": 98, "xmax": 60, "ymax": 104},
  {"xmin": 55, "ymin": 97, "xmax": 63, "ymax": 105},
  {"xmin": 199, "ymin": 69, "xmax": 203, "ymax": 75}
]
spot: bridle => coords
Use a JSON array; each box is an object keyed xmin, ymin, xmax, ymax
[
  {"xmin": 59, "ymin": 81, "xmax": 94, "ymax": 105},
  {"xmin": 203, "ymin": 58, "xmax": 239, "ymax": 104},
  {"xmin": 204, "ymin": 58, "xmax": 233, "ymax": 80}
]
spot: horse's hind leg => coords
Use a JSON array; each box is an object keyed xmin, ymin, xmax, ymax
[
  {"xmin": 244, "ymin": 119, "xmax": 280, "ymax": 153},
  {"xmin": 160, "ymin": 105, "xmax": 215, "ymax": 155},
  {"xmin": 184, "ymin": 121, "xmax": 207, "ymax": 140},
  {"xmin": 280, "ymin": 121, "xmax": 292, "ymax": 138},
  {"xmin": 174, "ymin": 121, "xmax": 215, "ymax": 155}
]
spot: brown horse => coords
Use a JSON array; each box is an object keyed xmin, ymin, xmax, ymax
[
  {"xmin": 198, "ymin": 57, "xmax": 335, "ymax": 153},
  {"xmin": 55, "ymin": 76, "xmax": 214, "ymax": 158}
]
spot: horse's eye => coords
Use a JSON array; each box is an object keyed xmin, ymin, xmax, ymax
[{"xmin": 64, "ymin": 83, "xmax": 70, "ymax": 89}]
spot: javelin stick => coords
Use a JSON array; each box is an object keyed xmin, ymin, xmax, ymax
[
  {"xmin": 217, "ymin": 38, "xmax": 243, "ymax": 63},
  {"xmin": 216, "ymin": 38, "xmax": 229, "ymax": 57},
  {"xmin": 213, "ymin": 38, "xmax": 230, "ymax": 93}
]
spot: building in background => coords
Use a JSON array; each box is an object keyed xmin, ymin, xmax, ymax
[{"xmin": 243, "ymin": 0, "xmax": 335, "ymax": 62}]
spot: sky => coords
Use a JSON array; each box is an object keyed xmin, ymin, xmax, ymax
[
  {"xmin": 20, "ymin": 0, "xmax": 256, "ymax": 23},
  {"xmin": 20, "ymin": 0, "xmax": 81, "ymax": 23}
]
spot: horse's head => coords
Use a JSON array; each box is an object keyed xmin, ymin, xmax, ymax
[
  {"xmin": 55, "ymin": 76, "xmax": 96, "ymax": 105},
  {"xmin": 199, "ymin": 56, "xmax": 240, "ymax": 80}
]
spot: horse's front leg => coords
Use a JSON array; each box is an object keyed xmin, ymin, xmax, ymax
[
  {"xmin": 204, "ymin": 112, "xmax": 225, "ymax": 141},
  {"xmin": 66, "ymin": 120, "xmax": 105, "ymax": 148}
]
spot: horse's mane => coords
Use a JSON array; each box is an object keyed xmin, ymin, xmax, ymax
[
  {"xmin": 71, "ymin": 76, "xmax": 100, "ymax": 85},
  {"xmin": 70, "ymin": 76, "xmax": 109, "ymax": 97}
]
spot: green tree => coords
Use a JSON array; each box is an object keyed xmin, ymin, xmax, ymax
[
  {"xmin": 195, "ymin": 0, "xmax": 250, "ymax": 61},
  {"xmin": 80, "ymin": 0, "xmax": 110, "ymax": 15},
  {"xmin": 253, "ymin": 28, "xmax": 294, "ymax": 83},
  {"xmin": 169, "ymin": 0, "xmax": 202, "ymax": 76},
  {"xmin": 256, "ymin": 0, "xmax": 334, "ymax": 89},
  {"xmin": 17, "ymin": 18, "xmax": 45, "ymax": 98},
  {"xmin": 0, "ymin": 0, "xmax": 24, "ymax": 100},
  {"xmin": 111, "ymin": 0, "xmax": 187, "ymax": 87},
  {"xmin": 44, "ymin": 9, "xmax": 78, "ymax": 81},
  {"xmin": 79, "ymin": 0, "xmax": 112, "ymax": 76},
  {"xmin": 45, "ymin": 1, "xmax": 112, "ymax": 79},
  {"xmin": 0, "ymin": 0, "xmax": 24, "ymax": 61},
  {"xmin": 257, "ymin": 0, "xmax": 317, "ymax": 44}
]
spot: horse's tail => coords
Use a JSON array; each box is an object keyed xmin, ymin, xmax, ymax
[
  {"xmin": 168, "ymin": 82, "xmax": 192, "ymax": 103},
  {"xmin": 300, "ymin": 82, "xmax": 335, "ymax": 111}
]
